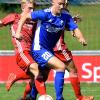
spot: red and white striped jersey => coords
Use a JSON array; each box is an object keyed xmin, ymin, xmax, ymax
[
  {"xmin": 53, "ymin": 31, "xmax": 68, "ymax": 51},
  {"xmin": 0, "ymin": 13, "xmax": 36, "ymax": 54}
]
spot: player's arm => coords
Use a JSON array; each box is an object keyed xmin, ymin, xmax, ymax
[
  {"xmin": 15, "ymin": 12, "xmax": 31, "ymax": 40},
  {"xmin": 66, "ymin": 14, "xmax": 82, "ymax": 37},
  {"xmin": 0, "ymin": 14, "xmax": 15, "ymax": 28},
  {"xmin": 71, "ymin": 14, "xmax": 82, "ymax": 37},
  {"xmin": 15, "ymin": 10, "xmax": 46, "ymax": 40},
  {"xmin": 65, "ymin": 14, "xmax": 87, "ymax": 46},
  {"xmin": 72, "ymin": 28, "xmax": 87, "ymax": 46}
]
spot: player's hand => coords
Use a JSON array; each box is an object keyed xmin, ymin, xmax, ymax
[
  {"xmin": 82, "ymin": 41, "xmax": 87, "ymax": 46},
  {"xmin": 79, "ymin": 38, "xmax": 87, "ymax": 46},
  {"xmin": 73, "ymin": 14, "xmax": 82, "ymax": 23},
  {"xmin": 71, "ymin": 32, "xmax": 76, "ymax": 37},
  {"xmin": 14, "ymin": 33, "xmax": 23, "ymax": 40}
]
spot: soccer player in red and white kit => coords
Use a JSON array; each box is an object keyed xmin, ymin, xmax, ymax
[{"xmin": 0, "ymin": 0, "xmax": 46, "ymax": 98}]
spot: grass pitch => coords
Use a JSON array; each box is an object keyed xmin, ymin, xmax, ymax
[{"xmin": 0, "ymin": 83, "xmax": 100, "ymax": 100}]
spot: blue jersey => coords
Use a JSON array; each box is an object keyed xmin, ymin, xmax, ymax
[{"xmin": 31, "ymin": 8, "xmax": 78, "ymax": 51}]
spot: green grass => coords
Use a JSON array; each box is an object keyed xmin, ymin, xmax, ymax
[
  {"xmin": 0, "ymin": 5, "xmax": 100, "ymax": 50},
  {"xmin": 0, "ymin": 83, "xmax": 100, "ymax": 100},
  {"xmin": 0, "ymin": 26, "xmax": 14, "ymax": 50}
]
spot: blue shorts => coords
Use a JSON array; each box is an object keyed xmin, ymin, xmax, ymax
[{"xmin": 31, "ymin": 48, "xmax": 54, "ymax": 68}]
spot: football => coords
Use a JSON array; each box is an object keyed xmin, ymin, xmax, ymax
[{"xmin": 38, "ymin": 95, "xmax": 53, "ymax": 100}]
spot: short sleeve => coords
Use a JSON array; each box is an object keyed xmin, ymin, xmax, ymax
[
  {"xmin": 31, "ymin": 10, "xmax": 47, "ymax": 21},
  {"xmin": 65, "ymin": 14, "xmax": 78, "ymax": 31},
  {"xmin": 0, "ymin": 13, "xmax": 17, "ymax": 25}
]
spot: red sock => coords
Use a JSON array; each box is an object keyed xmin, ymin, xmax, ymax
[
  {"xmin": 77, "ymin": 96, "xmax": 83, "ymax": 100},
  {"xmin": 35, "ymin": 77, "xmax": 46, "ymax": 95},
  {"xmin": 70, "ymin": 76, "xmax": 82, "ymax": 98},
  {"xmin": 14, "ymin": 71, "xmax": 30, "ymax": 82},
  {"xmin": 6, "ymin": 71, "xmax": 30, "ymax": 91},
  {"xmin": 22, "ymin": 82, "xmax": 31, "ymax": 99}
]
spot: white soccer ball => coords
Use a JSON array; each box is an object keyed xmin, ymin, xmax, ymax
[{"xmin": 38, "ymin": 95, "xmax": 53, "ymax": 100}]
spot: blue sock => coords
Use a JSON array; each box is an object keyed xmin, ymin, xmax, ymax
[
  {"xmin": 30, "ymin": 85, "xmax": 38, "ymax": 99},
  {"xmin": 54, "ymin": 71, "xmax": 65, "ymax": 100}
]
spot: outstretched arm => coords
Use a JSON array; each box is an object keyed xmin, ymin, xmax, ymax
[
  {"xmin": 0, "ymin": 14, "xmax": 16, "ymax": 28},
  {"xmin": 73, "ymin": 28, "xmax": 87, "ymax": 46},
  {"xmin": 15, "ymin": 10, "xmax": 46, "ymax": 40},
  {"xmin": 15, "ymin": 12, "xmax": 31, "ymax": 40}
]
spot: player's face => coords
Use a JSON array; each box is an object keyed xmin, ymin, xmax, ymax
[
  {"xmin": 52, "ymin": 0, "xmax": 65, "ymax": 14},
  {"xmin": 22, "ymin": 2, "xmax": 34, "ymax": 12}
]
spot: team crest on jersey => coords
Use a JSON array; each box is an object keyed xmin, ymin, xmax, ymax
[{"xmin": 60, "ymin": 20, "xmax": 64, "ymax": 26}]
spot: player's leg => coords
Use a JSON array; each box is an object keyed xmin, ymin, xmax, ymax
[
  {"xmin": 55, "ymin": 50, "xmax": 94, "ymax": 100},
  {"xmin": 65, "ymin": 60, "xmax": 82, "ymax": 98},
  {"xmin": 16, "ymin": 51, "xmax": 46, "ymax": 96},
  {"xmin": 24, "ymin": 79, "xmax": 43, "ymax": 100},
  {"xmin": 33, "ymin": 66, "xmax": 52, "ymax": 96},
  {"xmin": 25, "ymin": 61, "xmax": 46, "ymax": 96},
  {"xmin": 6, "ymin": 66, "xmax": 39, "ymax": 99},
  {"xmin": 47, "ymin": 56, "xmax": 65, "ymax": 100},
  {"xmin": 31, "ymin": 48, "xmax": 65, "ymax": 100},
  {"xmin": 6, "ymin": 71, "xmax": 30, "ymax": 91},
  {"xmin": 29, "ymin": 67, "xmax": 51, "ymax": 99},
  {"xmin": 20, "ymin": 79, "xmax": 38, "ymax": 100},
  {"xmin": 29, "ymin": 81, "xmax": 38, "ymax": 100},
  {"xmin": 66, "ymin": 60, "xmax": 94, "ymax": 100},
  {"xmin": 31, "ymin": 57, "xmax": 65, "ymax": 100},
  {"xmin": 20, "ymin": 81, "xmax": 31, "ymax": 100},
  {"xmin": 40, "ymin": 67, "xmax": 51, "ymax": 82}
]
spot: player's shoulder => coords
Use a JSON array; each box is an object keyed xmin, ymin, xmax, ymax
[
  {"xmin": 43, "ymin": 8, "xmax": 51, "ymax": 16},
  {"xmin": 62, "ymin": 10, "xmax": 73, "ymax": 19},
  {"xmin": 34, "ymin": 8, "xmax": 50, "ymax": 16},
  {"xmin": 44, "ymin": 8, "xmax": 51, "ymax": 13},
  {"xmin": 40, "ymin": 8, "xmax": 51, "ymax": 18},
  {"xmin": 35, "ymin": 8, "xmax": 50, "ymax": 14},
  {"xmin": 9, "ymin": 13, "xmax": 19, "ymax": 16},
  {"xmin": 7, "ymin": 13, "xmax": 20, "ymax": 18},
  {"xmin": 62, "ymin": 10, "xmax": 70, "ymax": 15}
]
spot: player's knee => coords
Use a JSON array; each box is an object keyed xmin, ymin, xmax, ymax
[
  {"xmin": 69, "ymin": 66, "xmax": 77, "ymax": 73},
  {"xmin": 67, "ymin": 61, "xmax": 78, "ymax": 73},
  {"xmin": 57, "ymin": 62, "xmax": 65, "ymax": 72},
  {"xmin": 29, "ymin": 63, "xmax": 39, "ymax": 77},
  {"xmin": 70, "ymin": 69, "xmax": 77, "ymax": 73},
  {"xmin": 69, "ymin": 68, "xmax": 78, "ymax": 77},
  {"xmin": 61, "ymin": 65, "xmax": 65, "ymax": 71}
]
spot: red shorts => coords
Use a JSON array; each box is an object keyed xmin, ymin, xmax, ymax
[
  {"xmin": 16, "ymin": 50, "xmax": 36, "ymax": 71},
  {"xmin": 54, "ymin": 49, "xmax": 73, "ymax": 62}
]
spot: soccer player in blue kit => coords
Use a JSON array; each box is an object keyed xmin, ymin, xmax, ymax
[{"xmin": 15, "ymin": 0, "xmax": 93, "ymax": 100}]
